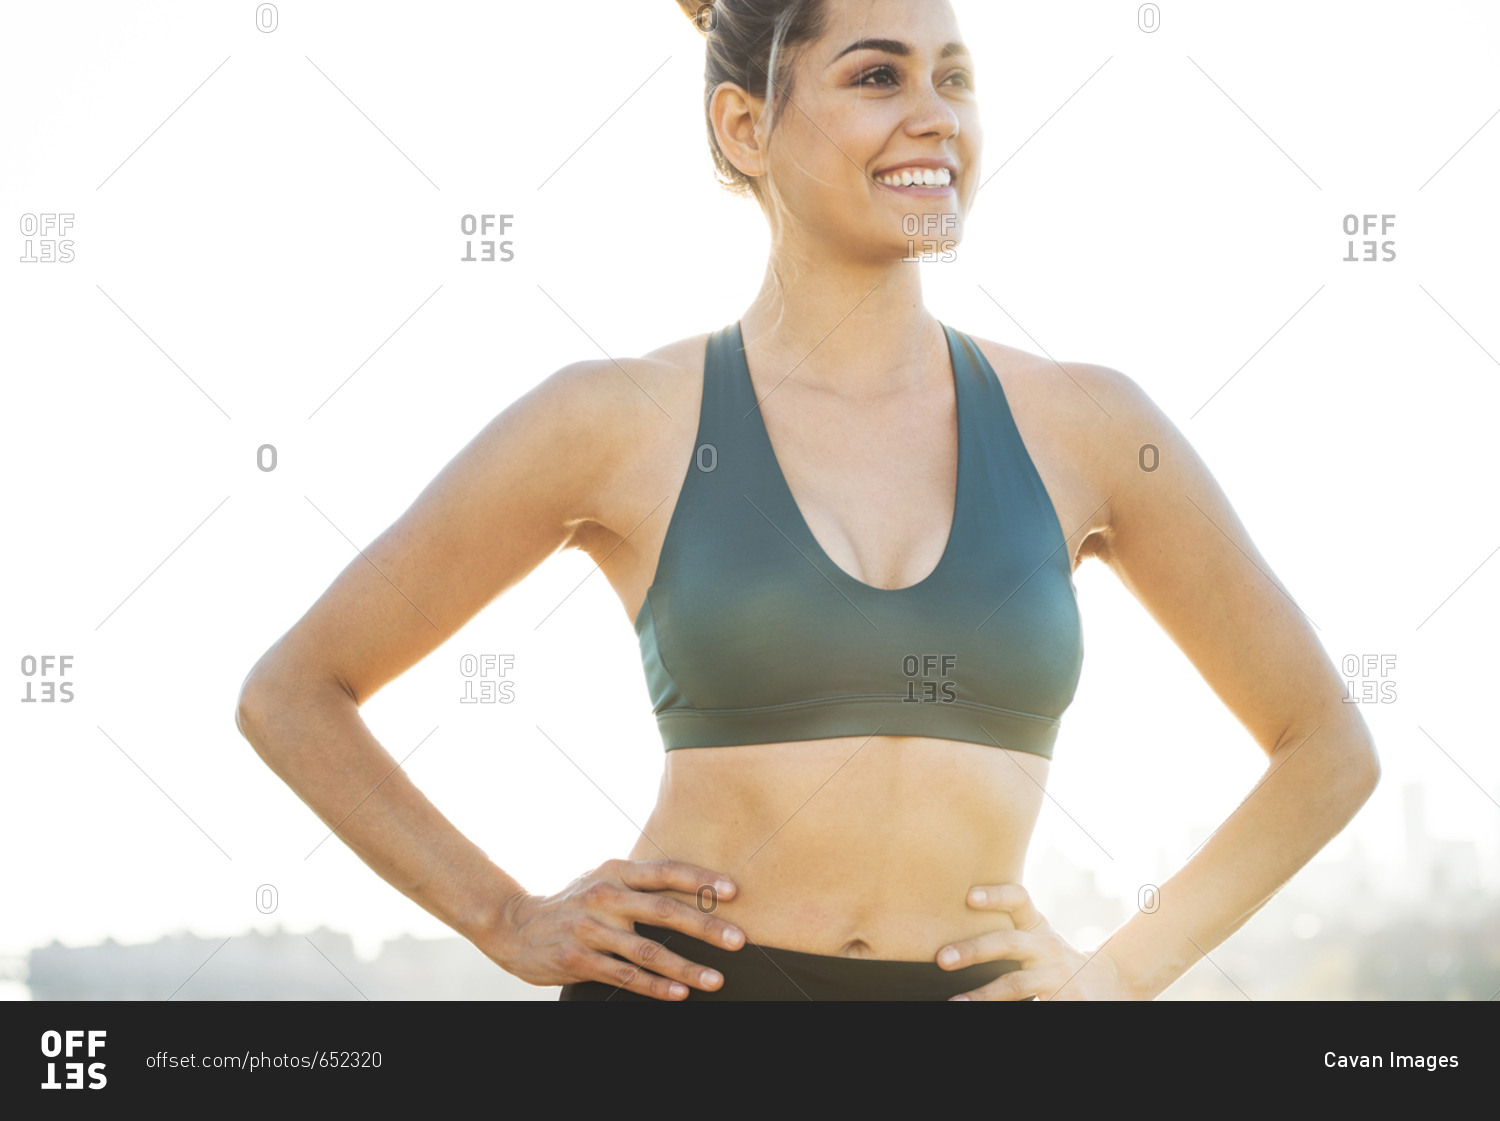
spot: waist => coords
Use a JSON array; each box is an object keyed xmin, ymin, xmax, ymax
[
  {"xmin": 560, "ymin": 924, "xmax": 1023, "ymax": 1001},
  {"xmin": 629, "ymin": 735, "xmax": 1048, "ymax": 958}
]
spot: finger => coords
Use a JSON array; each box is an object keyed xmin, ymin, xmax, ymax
[
  {"xmin": 611, "ymin": 858, "xmax": 736, "ymax": 901},
  {"xmin": 950, "ymin": 969, "xmax": 1041, "ymax": 1002},
  {"xmin": 620, "ymin": 888, "xmax": 746, "ymax": 951},
  {"xmin": 590, "ymin": 923, "xmax": 727, "ymax": 994},
  {"xmin": 936, "ymin": 928, "xmax": 1035, "ymax": 971},
  {"xmin": 567, "ymin": 943, "xmax": 696, "ymax": 1001},
  {"xmin": 965, "ymin": 882, "xmax": 1045, "ymax": 930}
]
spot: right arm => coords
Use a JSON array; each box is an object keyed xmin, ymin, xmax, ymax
[{"xmin": 234, "ymin": 359, "xmax": 742, "ymax": 999}]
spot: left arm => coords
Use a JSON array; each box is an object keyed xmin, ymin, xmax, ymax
[{"xmin": 941, "ymin": 363, "xmax": 1380, "ymax": 999}]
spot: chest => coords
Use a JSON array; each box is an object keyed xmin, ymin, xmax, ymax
[{"xmin": 757, "ymin": 380, "xmax": 960, "ymax": 592}]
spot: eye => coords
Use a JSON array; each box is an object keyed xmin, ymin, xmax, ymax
[
  {"xmin": 855, "ymin": 64, "xmax": 899, "ymax": 87},
  {"xmin": 945, "ymin": 69, "xmax": 975, "ymax": 90}
]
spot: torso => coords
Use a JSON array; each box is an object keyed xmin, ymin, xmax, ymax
[{"xmin": 570, "ymin": 325, "xmax": 1111, "ymax": 959}]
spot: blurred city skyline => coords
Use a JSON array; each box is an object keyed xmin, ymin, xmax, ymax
[{"xmin": 6, "ymin": 779, "xmax": 1496, "ymax": 1000}]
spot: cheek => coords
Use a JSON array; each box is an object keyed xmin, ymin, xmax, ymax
[{"xmin": 777, "ymin": 101, "xmax": 882, "ymax": 189}]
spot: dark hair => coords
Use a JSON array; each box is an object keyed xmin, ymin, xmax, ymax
[{"xmin": 674, "ymin": 0, "xmax": 830, "ymax": 201}]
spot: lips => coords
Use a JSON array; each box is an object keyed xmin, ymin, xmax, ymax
[
  {"xmin": 869, "ymin": 157, "xmax": 959, "ymax": 189},
  {"xmin": 873, "ymin": 166, "xmax": 952, "ymax": 188}
]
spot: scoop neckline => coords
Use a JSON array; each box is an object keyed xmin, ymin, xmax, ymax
[{"xmin": 731, "ymin": 318, "xmax": 964, "ymax": 596}]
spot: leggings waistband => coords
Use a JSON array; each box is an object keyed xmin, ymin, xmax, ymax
[{"xmin": 559, "ymin": 922, "xmax": 1022, "ymax": 1001}]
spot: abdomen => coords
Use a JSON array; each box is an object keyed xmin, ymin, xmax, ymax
[{"xmin": 629, "ymin": 735, "xmax": 1047, "ymax": 959}]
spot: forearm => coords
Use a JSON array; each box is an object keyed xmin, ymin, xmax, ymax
[
  {"xmin": 236, "ymin": 676, "xmax": 524, "ymax": 952},
  {"xmin": 1098, "ymin": 716, "xmax": 1380, "ymax": 1000}
]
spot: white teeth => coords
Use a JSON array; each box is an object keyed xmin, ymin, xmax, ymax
[{"xmin": 877, "ymin": 167, "xmax": 951, "ymax": 187}]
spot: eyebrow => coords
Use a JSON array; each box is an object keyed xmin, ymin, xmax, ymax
[{"xmin": 831, "ymin": 38, "xmax": 970, "ymax": 63}]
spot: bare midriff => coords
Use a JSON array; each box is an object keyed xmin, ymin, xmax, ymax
[{"xmin": 626, "ymin": 734, "xmax": 1047, "ymax": 961}]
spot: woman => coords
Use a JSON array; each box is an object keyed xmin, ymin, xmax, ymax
[{"xmin": 236, "ymin": 0, "xmax": 1380, "ymax": 1000}]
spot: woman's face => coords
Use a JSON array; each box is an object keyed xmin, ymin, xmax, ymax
[{"xmin": 761, "ymin": 0, "xmax": 981, "ymax": 262}]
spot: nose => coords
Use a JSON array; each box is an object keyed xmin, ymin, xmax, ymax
[{"xmin": 903, "ymin": 78, "xmax": 961, "ymax": 141}]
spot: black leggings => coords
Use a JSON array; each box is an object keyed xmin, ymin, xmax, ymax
[{"xmin": 559, "ymin": 923, "xmax": 1022, "ymax": 1001}]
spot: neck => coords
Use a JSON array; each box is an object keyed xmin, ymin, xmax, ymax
[{"xmin": 738, "ymin": 231, "xmax": 946, "ymax": 396}]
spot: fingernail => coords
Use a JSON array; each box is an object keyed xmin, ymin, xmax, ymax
[
  {"xmin": 716, "ymin": 879, "xmax": 734, "ymax": 894},
  {"xmin": 723, "ymin": 928, "xmax": 744, "ymax": 948},
  {"xmin": 670, "ymin": 983, "xmax": 689, "ymax": 998},
  {"xmin": 938, "ymin": 947, "xmax": 959, "ymax": 968},
  {"xmin": 951, "ymin": 995, "xmax": 971, "ymax": 1001},
  {"xmin": 969, "ymin": 888, "xmax": 987, "ymax": 906},
  {"xmin": 702, "ymin": 969, "xmax": 722, "ymax": 987}
]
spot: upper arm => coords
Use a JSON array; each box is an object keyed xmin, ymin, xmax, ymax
[
  {"xmin": 1075, "ymin": 365, "xmax": 1370, "ymax": 760},
  {"xmin": 241, "ymin": 359, "xmax": 635, "ymax": 709}
]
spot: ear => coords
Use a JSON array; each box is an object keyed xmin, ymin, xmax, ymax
[{"xmin": 708, "ymin": 81, "xmax": 768, "ymax": 180}]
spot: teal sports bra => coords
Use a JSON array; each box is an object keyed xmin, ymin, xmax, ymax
[{"xmin": 634, "ymin": 321, "xmax": 1083, "ymax": 758}]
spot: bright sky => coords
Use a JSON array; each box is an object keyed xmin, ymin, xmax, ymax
[{"xmin": 3, "ymin": 0, "xmax": 1497, "ymax": 967}]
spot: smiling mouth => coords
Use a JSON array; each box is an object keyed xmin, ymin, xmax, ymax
[{"xmin": 873, "ymin": 167, "xmax": 953, "ymax": 188}]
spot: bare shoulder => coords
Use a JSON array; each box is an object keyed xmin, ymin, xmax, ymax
[
  {"xmin": 535, "ymin": 329, "xmax": 712, "ymax": 546},
  {"xmin": 968, "ymin": 334, "xmax": 1155, "ymax": 446},
  {"xmin": 966, "ymin": 334, "xmax": 1161, "ymax": 561},
  {"xmin": 531, "ymin": 331, "xmax": 709, "ymax": 439}
]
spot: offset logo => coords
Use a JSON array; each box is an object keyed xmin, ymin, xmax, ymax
[
  {"xmin": 20, "ymin": 654, "xmax": 74, "ymax": 703},
  {"xmin": 1342, "ymin": 653, "xmax": 1397, "ymax": 703},
  {"xmin": 459, "ymin": 654, "xmax": 516, "ymax": 703},
  {"xmin": 902, "ymin": 654, "xmax": 958, "ymax": 703},
  {"xmin": 40, "ymin": 1030, "xmax": 106, "ymax": 1090},
  {"xmin": 1342, "ymin": 214, "xmax": 1396, "ymax": 262},
  {"xmin": 19, "ymin": 213, "xmax": 76, "ymax": 263},
  {"xmin": 902, "ymin": 212, "xmax": 957, "ymax": 262},
  {"xmin": 459, "ymin": 214, "xmax": 514, "ymax": 262}
]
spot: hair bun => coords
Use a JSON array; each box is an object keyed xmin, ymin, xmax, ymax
[{"xmin": 675, "ymin": 0, "xmax": 719, "ymax": 33}]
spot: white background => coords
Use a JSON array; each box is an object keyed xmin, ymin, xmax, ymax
[{"xmin": 3, "ymin": 0, "xmax": 1497, "ymax": 985}]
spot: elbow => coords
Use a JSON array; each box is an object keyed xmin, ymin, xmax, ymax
[
  {"xmin": 1335, "ymin": 728, "xmax": 1381, "ymax": 816},
  {"xmin": 235, "ymin": 659, "xmax": 355, "ymax": 764},
  {"xmin": 1282, "ymin": 714, "xmax": 1381, "ymax": 818},
  {"xmin": 1353, "ymin": 735, "xmax": 1381, "ymax": 803},
  {"xmin": 235, "ymin": 671, "xmax": 270, "ymax": 750},
  {"xmin": 235, "ymin": 657, "xmax": 291, "ymax": 757}
]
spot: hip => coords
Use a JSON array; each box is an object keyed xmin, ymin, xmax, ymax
[{"xmin": 558, "ymin": 922, "xmax": 1023, "ymax": 1002}]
